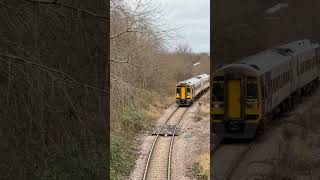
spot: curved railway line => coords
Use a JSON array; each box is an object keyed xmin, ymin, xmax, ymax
[
  {"xmin": 142, "ymin": 107, "xmax": 188, "ymax": 180},
  {"xmin": 142, "ymin": 91, "xmax": 209, "ymax": 180},
  {"xmin": 212, "ymin": 140, "xmax": 255, "ymax": 180}
]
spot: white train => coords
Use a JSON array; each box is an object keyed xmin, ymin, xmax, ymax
[
  {"xmin": 212, "ymin": 39, "xmax": 320, "ymax": 139},
  {"xmin": 176, "ymin": 74, "xmax": 210, "ymax": 106}
]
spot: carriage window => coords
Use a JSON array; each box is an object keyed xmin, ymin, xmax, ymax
[{"xmin": 212, "ymin": 82, "xmax": 224, "ymax": 101}]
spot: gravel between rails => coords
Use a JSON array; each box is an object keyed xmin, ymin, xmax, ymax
[{"xmin": 144, "ymin": 108, "xmax": 187, "ymax": 180}]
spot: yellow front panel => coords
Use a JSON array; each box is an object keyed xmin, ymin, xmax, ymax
[
  {"xmin": 228, "ymin": 80, "xmax": 241, "ymax": 118},
  {"xmin": 181, "ymin": 87, "xmax": 186, "ymax": 99}
]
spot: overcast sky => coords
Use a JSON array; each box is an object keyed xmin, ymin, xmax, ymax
[{"xmin": 157, "ymin": 0, "xmax": 210, "ymax": 53}]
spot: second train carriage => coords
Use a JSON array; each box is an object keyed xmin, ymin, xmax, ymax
[
  {"xmin": 211, "ymin": 39, "xmax": 320, "ymax": 139},
  {"xmin": 176, "ymin": 74, "xmax": 210, "ymax": 106}
]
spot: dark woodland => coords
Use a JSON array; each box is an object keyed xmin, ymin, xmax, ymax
[{"xmin": 0, "ymin": 1, "xmax": 108, "ymax": 179}]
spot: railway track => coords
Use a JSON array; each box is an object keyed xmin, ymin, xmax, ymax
[
  {"xmin": 212, "ymin": 112, "xmax": 300, "ymax": 180},
  {"xmin": 212, "ymin": 140, "xmax": 254, "ymax": 180},
  {"xmin": 142, "ymin": 91, "xmax": 210, "ymax": 180},
  {"xmin": 142, "ymin": 107, "xmax": 188, "ymax": 180}
]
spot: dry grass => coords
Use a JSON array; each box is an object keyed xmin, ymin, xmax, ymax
[
  {"xmin": 194, "ymin": 100, "xmax": 210, "ymax": 122},
  {"xmin": 197, "ymin": 153, "xmax": 210, "ymax": 179},
  {"xmin": 186, "ymin": 153, "xmax": 210, "ymax": 180}
]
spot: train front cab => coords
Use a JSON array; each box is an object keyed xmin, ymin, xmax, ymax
[
  {"xmin": 176, "ymin": 83, "xmax": 192, "ymax": 106},
  {"xmin": 211, "ymin": 69, "xmax": 262, "ymax": 139}
]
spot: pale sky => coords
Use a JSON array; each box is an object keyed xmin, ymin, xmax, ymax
[{"xmin": 159, "ymin": 0, "xmax": 210, "ymax": 53}]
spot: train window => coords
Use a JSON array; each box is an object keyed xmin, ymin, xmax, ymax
[
  {"xmin": 310, "ymin": 59, "xmax": 312, "ymax": 69},
  {"xmin": 213, "ymin": 76, "xmax": 224, "ymax": 81},
  {"xmin": 176, "ymin": 87, "xmax": 180, "ymax": 94},
  {"xmin": 212, "ymin": 82, "xmax": 224, "ymax": 101},
  {"xmin": 271, "ymin": 80, "xmax": 275, "ymax": 93},
  {"xmin": 279, "ymin": 75, "xmax": 282, "ymax": 87},
  {"xmin": 246, "ymin": 83, "xmax": 258, "ymax": 100},
  {"xmin": 186, "ymin": 87, "xmax": 191, "ymax": 96}
]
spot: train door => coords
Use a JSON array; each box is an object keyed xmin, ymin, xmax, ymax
[
  {"xmin": 227, "ymin": 80, "xmax": 241, "ymax": 119},
  {"xmin": 181, "ymin": 86, "xmax": 186, "ymax": 99}
]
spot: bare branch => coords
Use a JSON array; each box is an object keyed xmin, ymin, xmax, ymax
[
  {"xmin": 111, "ymin": 75, "xmax": 150, "ymax": 94},
  {"xmin": 24, "ymin": 0, "xmax": 108, "ymax": 21},
  {"xmin": 0, "ymin": 52, "xmax": 107, "ymax": 93},
  {"xmin": 109, "ymin": 57, "xmax": 145, "ymax": 68}
]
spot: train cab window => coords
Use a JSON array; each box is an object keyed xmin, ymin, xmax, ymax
[
  {"xmin": 212, "ymin": 82, "xmax": 224, "ymax": 101},
  {"xmin": 176, "ymin": 87, "xmax": 180, "ymax": 95},
  {"xmin": 186, "ymin": 87, "xmax": 191, "ymax": 96},
  {"xmin": 246, "ymin": 77, "xmax": 258, "ymax": 100}
]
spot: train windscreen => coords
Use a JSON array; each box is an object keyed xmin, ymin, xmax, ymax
[
  {"xmin": 246, "ymin": 77, "xmax": 258, "ymax": 100},
  {"xmin": 186, "ymin": 87, "xmax": 191, "ymax": 96},
  {"xmin": 212, "ymin": 83, "xmax": 224, "ymax": 101},
  {"xmin": 246, "ymin": 84, "xmax": 257, "ymax": 99},
  {"xmin": 176, "ymin": 87, "xmax": 180, "ymax": 96}
]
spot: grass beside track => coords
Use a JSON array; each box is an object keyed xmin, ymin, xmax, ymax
[{"xmin": 111, "ymin": 92, "xmax": 174, "ymax": 180}]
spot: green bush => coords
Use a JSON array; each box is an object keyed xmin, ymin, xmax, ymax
[
  {"xmin": 119, "ymin": 104, "xmax": 150, "ymax": 133},
  {"xmin": 111, "ymin": 135, "xmax": 135, "ymax": 180},
  {"xmin": 111, "ymin": 94, "xmax": 162, "ymax": 179}
]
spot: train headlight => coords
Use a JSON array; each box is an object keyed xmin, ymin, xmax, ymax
[
  {"xmin": 213, "ymin": 103, "xmax": 224, "ymax": 108},
  {"xmin": 246, "ymin": 99, "xmax": 258, "ymax": 108}
]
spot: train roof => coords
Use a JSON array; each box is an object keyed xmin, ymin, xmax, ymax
[
  {"xmin": 178, "ymin": 74, "xmax": 209, "ymax": 85},
  {"xmin": 218, "ymin": 39, "xmax": 319, "ymax": 75},
  {"xmin": 179, "ymin": 77, "xmax": 201, "ymax": 85},
  {"xmin": 195, "ymin": 74, "xmax": 209, "ymax": 79}
]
